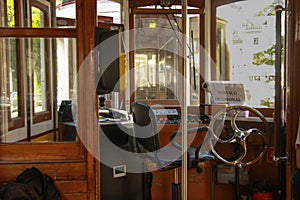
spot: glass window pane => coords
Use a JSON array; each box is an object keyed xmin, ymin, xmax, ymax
[
  {"xmin": 0, "ymin": 0, "xmax": 77, "ymax": 28},
  {"xmin": 97, "ymin": 0, "xmax": 121, "ymax": 24},
  {"xmin": 134, "ymin": 14, "xmax": 180, "ymax": 101},
  {"xmin": 32, "ymin": 38, "xmax": 47, "ymax": 113},
  {"xmin": 56, "ymin": 0, "xmax": 76, "ymax": 27},
  {"xmin": 216, "ymin": 0, "xmax": 285, "ymax": 108},
  {"xmin": 0, "ymin": 38, "xmax": 10, "ymax": 134},
  {"xmin": 134, "ymin": 13, "xmax": 201, "ymax": 104},
  {"xmin": 0, "ymin": 38, "xmax": 20, "ymax": 119},
  {"xmin": 32, "ymin": 6, "xmax": 45, "ymax": 28},
  {"xmin": 190, "ymin": 16, "xmax": 200, "ymax": 104},
  {"xmin": 0, "ymin": 37, "xmax": 77, "ymax": 143},
  {"xmin": 8, "ymin": 38, "xmax": 19, "ymax": 118},
  {"xmin": 56, "ymin": 38, "xmax": 77, "ymax": 104},
  {"xmin": 6, "ymin": 0, "xmax": 15, "ymax": 27}
]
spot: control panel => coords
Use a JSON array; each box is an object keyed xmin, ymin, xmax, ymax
[
  {"xmin": 153, "ymin": 109, "xmax": 181, "ymax": 124},
  {"xmin": 153, "ymin": 108, "xmax": 210, "ymax": 124}
]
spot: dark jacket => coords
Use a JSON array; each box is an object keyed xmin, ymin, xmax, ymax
[{"xmin": 0, "ymin": 167, "xmax": 60, "ymax": 200}]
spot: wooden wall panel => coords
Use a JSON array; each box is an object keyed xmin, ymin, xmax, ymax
[
  {"xmin": 0, "ymin": 143, "xmax": 85, "ymax": 162},
  {"xmin": 0, "ymin": 143, "xmax": 90, "ymax": 199},
  {"xmin": 0, "ymin": 163, "xmax": 87, "ymax": 181},
  {"xmin": 56, "ymin": 180, "xmax": 87, "ymax": 193},
  {"xmin": 151, "ymin": 124, "xmax": 212, "ymax": 200},
  {"xmin": 61, "ymin": 194, "xmax": 87, "ymax": 200},
  {"xmin": 151, "ymin": 161, "xmax": 212, "ymax": 200},
  {"xmin": 0, "ymin": 162, "xmax": 88, "ymax": 198}
]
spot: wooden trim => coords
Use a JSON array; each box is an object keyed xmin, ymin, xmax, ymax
[
  {"xmin": 0, "ymin": 28, "xmax": 77, "ymax": 38},
  {"xmin": 199, "ymin": 12, "xmax": 205, "ymax": 108},
  {"xmin": 77, "ymin": 0, "xmax": 98, "ymax": 199},
  {"xmin": 210, "ymin": 0, "xmax": 217, "ymax": 80},
  {"xmin": 8, "ymin": 38, "xmax": 26, "ymax": 130},
  {"xmin": 138, "ymin": 100, "xmax": 180, "ymax": 106},
  {"xmin": 286, "ymin": 1, "xmax": 298, "ymax": 199},
  {"xmin": 97, "ymin": 22, "xmax": 123, "ymax": 29},
  {"xmin": 129, "ymin": 8, "xmax": 135, "ymax": 104},
  {"xmin": 31, "ymin": 0, "xmax": 51, "ymax": 15},
  {"xmin": 211, "ymin": 0, "xmax": 237, "ymax": 7},
  {"xmin": 0, "ymin": 142, "xmax": 85, "ymax": 162},
  {"xmin": 0, "ymin": 162, "xmax": 87, "ymax": 181}
]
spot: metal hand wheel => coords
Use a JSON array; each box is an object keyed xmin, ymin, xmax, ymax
[{"xmin": 208, "ymin": 105, "xmax": 270, "ymax": 168}]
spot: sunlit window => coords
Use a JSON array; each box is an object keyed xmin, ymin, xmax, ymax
[
  {"xmin": 216, "ymin": 0, "xmax": 285, "ymax": 108},
  {"xmin": 133, "ymin": 13, "xmax": 201, "ymax": 104},
  {"xmin": 0, "ymin": 0, "xmax": 77, "ymax": 142}
]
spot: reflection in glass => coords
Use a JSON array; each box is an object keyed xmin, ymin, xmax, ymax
[
  {"xmin": 0, "ymin": 37, "xmax": 77, "ymax": 143},
  {"xmin": 8, "ymin": 38, "xmax": 19, "ymax": 118},
  {"xmin": 32, "ymin": 38, "xmax": 48, "ymax": 113},
  {"xmin": 134, "ymin": 14, "xmax": 201, "ymax": 104},
  {"xmin": 6, "ymin": 0, "xmax": 15, "ymax": 27},
  {"xmin": 134, "ymin": 14, "xmax": 180, "ymax": 101},
  {"xmin": 1, "ymin": 0, "xmax": 77, "ymax": 28},
  {"xmin": 97, "ymin": 0, "xmax": 121, "ymax": 24},
  {"xmin": 56, "ymin": 0, "xmax": 76, "ymax": 18},
  {"xmin": 189, "ymin": 16, "xmax": 200, "ymax": 104}
]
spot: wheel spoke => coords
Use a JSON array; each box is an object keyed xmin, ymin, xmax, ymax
[{"xmin": 209, "ymin": 105, "xmax": 269, "ymax": 167}]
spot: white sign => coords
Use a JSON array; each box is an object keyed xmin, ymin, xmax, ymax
[{"xmin": 203, "ymin": 81, "xmax": 245, "ymax": 105}]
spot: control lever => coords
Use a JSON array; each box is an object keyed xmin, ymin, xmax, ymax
[{"xmin": 273, "ymin": 153, "xmax": 289, "ymax": 164}]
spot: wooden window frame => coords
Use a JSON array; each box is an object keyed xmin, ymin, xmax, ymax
[
  {"xmin": 0, "ymin": 0, "xmax": 77, "ymax": 136},
  {"xmin": 30, "ymin": 0, "xmax": 52, "ymax": 124}
]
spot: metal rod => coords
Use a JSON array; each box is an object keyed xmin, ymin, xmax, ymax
[
  {"xmin": 181, "ymin": 0, "xmax": 188, "ymax": 200},
  {"xmin": 174, "ymin": 168, "xmax": 179, "ymax": 183},
  {"xmin": 274, "ymin": 5, "xmax": 285, "ymax": 200},
  {"xmin": 235, "ymin": 167, "xmax": 240, "ymax": 200},
  {"xmin": 274, "ymin": 5, "xmax": 284, "ymax": 159}
]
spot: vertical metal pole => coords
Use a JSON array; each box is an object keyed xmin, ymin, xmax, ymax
[
  {"xmin": 274, "ymin": 5, "xmax": 283, "ymax": 158},
  {"xmin": 172, "ymin": 168, "xmax": 180, "ymax": 200},
  {"xmin": 274, "ymin": 5, "xmax": 285, "ymax": 200},
  {"xmin": 181, "ymin": 0, "xmax": 188, "ymax": 200},
  {"xmin": 235, "ymin": 167, "xmax": 240, "ymax": 200}
]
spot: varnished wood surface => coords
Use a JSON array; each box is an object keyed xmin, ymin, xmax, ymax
[
  {"xmin": 1, "ymin": 0, "xmax": 300, "ymax": 199},
  {"xmin": 151, "ymin": 161, "xmax": 212, "ymax": 200},
  {"xmin": 0, "ymin": 143, "xmax": 85, "ymax": 162}
]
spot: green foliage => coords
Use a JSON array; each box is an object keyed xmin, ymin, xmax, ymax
[
  {"xmin": 32, "ymin": 7, "xmax": 42, "ymax": 27},
  {"xmin": 260, "ymin": 98, "xmax": 273, "ymax": 108},
  {"xmin": 33, "ymin": 38, "xmax": 42, "ymax": 94},
  {"xmin": 6, "ymin": 1, "xmax": 43, "ymax": 94},
  {"xmin": 252, "ymin": 45, "xmax": 275, "ymax": 66},
  {"xmin": 6, "ymin": 2, "xmax": 41, "ymax": 27},
  {"xmin": 32, "ymin": 7, "xmax": 43, "ymax": 93},
  {"xmin": 256, "ymin": 0, "xmax": 285, "ymax": 16},
  {"xmin": 7, "ymin": 0, "xmax": 15, "ymax": 27}
]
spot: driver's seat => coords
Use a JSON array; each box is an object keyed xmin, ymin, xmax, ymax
[{"xmin": 131, "ymin": 102, "xmax": 214, "ymax": 199}]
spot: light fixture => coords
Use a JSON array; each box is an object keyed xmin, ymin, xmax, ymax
[{"xmin": 149, "ymin": 22, "xmax": 156, "ymax": 28}]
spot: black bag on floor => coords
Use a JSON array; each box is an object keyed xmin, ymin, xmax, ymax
[
  {"xmin": 0, "ymin": 167, "xmax": 60, "ymax": 200},
  {"xmin": 0, "ymin": 182, "xmax": 40, "ymax": 200},
  {"xmin": 16, "ymin": 167, "xmax": 60, "ymax": 200}
]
